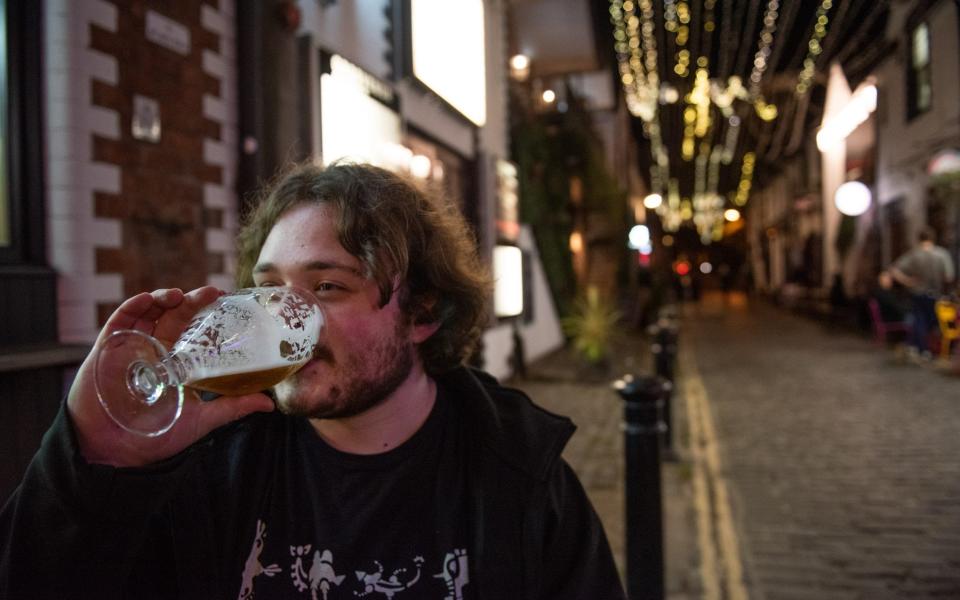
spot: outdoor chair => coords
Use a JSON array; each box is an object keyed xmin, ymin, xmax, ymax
[
  {"xmin": 934, "ymin": 299, "xmax": 959, "ymax": 358},
  {"xmin": 867, "ymin": 298, "xmax": 910, "ymax": 346}
]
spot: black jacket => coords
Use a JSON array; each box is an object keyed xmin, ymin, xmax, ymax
[{"xmin": 0, "ymin": 367, "xmax": 625, "ymax": 599}]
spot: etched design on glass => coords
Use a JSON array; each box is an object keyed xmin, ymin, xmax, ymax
[
  {"xmin": 174, "ymin": 288, "xmax": 318, "ymax": 378},
  {"xmin": 94, "ymin": 286, "xmax": 324, "ymax": 436}
]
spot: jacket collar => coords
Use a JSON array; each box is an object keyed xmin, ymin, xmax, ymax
[{"xmin": 438, "ymin": 366, "xmax": 576, "ymax": 483}]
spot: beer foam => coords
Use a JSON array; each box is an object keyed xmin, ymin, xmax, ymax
[{"xmin": 174, "ymin": 292, "xmax": 319, "ymax": 384}]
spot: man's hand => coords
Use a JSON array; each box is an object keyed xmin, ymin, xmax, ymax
[
  {"xmin": 888, "ymin": 267, "xmax": 918, "ymax": 290},
  {"xmin": 67, "ymin": 287, "xmax": 276, "ymax": 467}
]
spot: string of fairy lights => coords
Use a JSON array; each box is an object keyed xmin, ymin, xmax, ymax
[
  {"xmin": 733, "ymin": 152, "xmax": 756, "ymax": 207},
  {"xmin": 796, "ymin": 0, "xmax": 834, "ymax": 96},
  {"xmin": 610, "ymin": 0, "xmax": 669, "ymax": 205},
  {"xmin": 609, "ymin": 0, "xmax": 841, "ymax": 239},
  {"xmin": 748, "ymin": 0, "xmax": 780, "ymax": 121},
  {"xmin": 667, "ymin": 1, "xmax": 692, "ymax": 77},
  {"xmin": 748, "ymin": 0, "xmax": 779, "ymax": 95}
]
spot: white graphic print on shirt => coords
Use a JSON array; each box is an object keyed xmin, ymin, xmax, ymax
[
  {"xmin": 238, "ymin": 520, "xmax": 470, "ymax": 599},
  {"xmin": 238, "ymin": 520, "xmax": 283, "ymax": 600},
  {"xmin": 354, "ymin": 556, "xmax": 424, "ymax": 598},
  {"xmin": 290, "ymin": 546, "xmax": 346, "ymax": 600},
  {"xmin": 434, "ymin": 549, "xmax": 469, "ymax": 600}
]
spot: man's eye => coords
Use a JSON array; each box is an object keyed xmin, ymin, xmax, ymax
[{"xmin": 314, "ymin": 282, "xmax": 343, "ymax": 293}]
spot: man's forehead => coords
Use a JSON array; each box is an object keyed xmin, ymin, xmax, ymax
[
  {"xmin": 253, "ymin": 259, "xmax": 365, "ymax": 278},
  {"xmin": 253, "ymin": 196, "xmax": 406, "ymax": 305},
  {"xmin": 257, "ymin": 203, "xmax": 361, "ymax": 267}
]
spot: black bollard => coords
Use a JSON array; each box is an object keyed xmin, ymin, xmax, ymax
[
  {"xmin": 614, "ymin": 374, "xmax": 666, "ymax": 600},
  {"xmin": 649, "ymin": 319, "xmax": 678, "ymax": 457},
  {"xmin": 652, "ymin": 320, "xmax": 677, "ymax": 381}
]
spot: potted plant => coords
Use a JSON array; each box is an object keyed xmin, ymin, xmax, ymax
[{"xmin": 562, "ymin": 286, "xmax": 622, "ymax": 375}]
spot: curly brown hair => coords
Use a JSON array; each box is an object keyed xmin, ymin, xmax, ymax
[{"xmin": 236, "ymin": 161, "xmax": 492, "ymax": 375}]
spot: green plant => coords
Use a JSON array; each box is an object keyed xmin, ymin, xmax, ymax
[
  {"xmin": 931, "ymin": 170, "xmax": 960, "ymax": 191},
  {"xmin": 561, "ymin": 286, "xmax": 622, "ymax": 365},
  {"xmin": 510, "ymin": 85, "xmax": 629, "ymax": 319}
]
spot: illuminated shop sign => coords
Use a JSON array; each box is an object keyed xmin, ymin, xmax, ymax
[
  {"xmin": 496, "ymin": 159, "xmax": 519, "ymax": 242},
  {"xmin": 410, "ymin": 0, "xmax": 487, "ymax": 126},
  {"xmin": 320, "ymin": 54, "xmax": 402, "ymax": 167},
  {"xmin": 493, "ymin": 245, "xmax": 524, "ymax": 318}
]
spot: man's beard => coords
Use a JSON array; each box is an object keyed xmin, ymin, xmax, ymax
[{"xmin": 273, "ymin": 321, "xmax": 415, "ymax": 420}]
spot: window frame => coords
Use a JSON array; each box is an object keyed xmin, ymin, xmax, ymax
[
  {"xmin": 0, "ymin": 0, "xmax": 46, "ymax": 265},
  {"xmin": 905, "ymin": 20, "xmax": 933, "ymax": 121}
]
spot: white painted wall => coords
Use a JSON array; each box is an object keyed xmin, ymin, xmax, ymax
[
  {"xmin": 875, "ymin": 0, "xmax": 960, "ymax": 240},
  {"xmin": 201, "ymin": 0, "xmax": 240, "ymax": 292},
  {"xmin": 298, "ymin": 0, "xmax": 509, "ymax": 161},
  {"xmin": 45, "ymin": 0, "xmax": 123, "ymax": 343},
  {"xmin": 299, "ymin": 0, "xmax": 391, "ymax": 81},
  {"xmin": 483, "ymin": 225, "xmax": 564, "ymax": 380},
  {"xmin": 479, "ymin": 0, "xmax": 510, "ymax": 159},
  {"xmin": 819, "ymin": 63, "xmax": 852, "ymax": 292}
]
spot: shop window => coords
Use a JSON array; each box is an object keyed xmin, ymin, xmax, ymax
[
  {"xmin": 1, "ymin": 0, "xmax": 53, "ymax": 349},
  {"xmin": 906, "ymin": 22, "xmax": 932, "ymax": 120},
  {"xmin": 0, "ymin": 0, "xmax": 9, "ymax": 250},
  {"xmin": 0, "ymin": 0, "xmax": 44, "ymax": 265}
]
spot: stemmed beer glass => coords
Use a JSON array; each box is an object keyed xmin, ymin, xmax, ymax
[{"xmin": 94, "ymin": 287, "xmax": 324, "ymax": 436}]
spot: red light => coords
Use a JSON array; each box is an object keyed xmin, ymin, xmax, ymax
[
  {"xmin": 638, "ymin": 253, "xmax": 651, "ymax": 266},
  {"xmin": 675, "ymin": 261, "xmax": 691, "ymax": 276}
]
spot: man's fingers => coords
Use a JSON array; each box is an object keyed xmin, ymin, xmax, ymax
[
  {"xmin": 105, "ymin": 293, "xmax": 155, "ymax": 332},
  {"xmin": 103, "ymin": 289, "xmax": 184, "ymax": 337},
  {"xmin": 98, "ymin": 287, "xmax": 221, "ymax": 351},
  {"xmin": 152, "ymin": 286, "xmax": 223, "ymax": 348}
]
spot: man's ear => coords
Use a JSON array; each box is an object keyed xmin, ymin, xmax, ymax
[
  {"xmin": 411, "ymin": 320, "xmax": 441, "ymax": 344},
  {"xmin": 409, "ymin": 292, "xmax": 440, "ymax": 343}
]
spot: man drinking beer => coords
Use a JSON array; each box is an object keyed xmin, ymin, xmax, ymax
[{"xmin": 0, "ymin": 162, "xmax": 624, "ymax": 599}]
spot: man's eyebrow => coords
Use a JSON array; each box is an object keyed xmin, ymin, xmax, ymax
[{"xmin": 253, "ymin": 261, "xmax": 365, "ymax": 277}]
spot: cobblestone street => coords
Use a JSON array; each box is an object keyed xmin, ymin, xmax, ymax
[
  {"xmin": 685, "ymin": 293, "xmax": 960, "ymax": 599},
  {"xmin": 509, "ymin": 291, "xmax": 960, "ymax": 599}
]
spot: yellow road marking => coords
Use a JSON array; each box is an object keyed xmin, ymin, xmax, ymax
[{"xmin": 681, "ymin": 343, "xmax": 749, "ymax": 600}]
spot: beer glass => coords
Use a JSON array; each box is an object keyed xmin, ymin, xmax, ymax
[{"xmin": 94, "ymin": 287, "xmax": 324, "ymax": 436}]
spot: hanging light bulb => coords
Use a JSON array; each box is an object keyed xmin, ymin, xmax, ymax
[
  {"xmin": 834, "ymin": 181, "xmax": 872, "ymax": 216},
  {"xmin": 643, "ymin": 193, "xmax": 663, "ymax": 209}
]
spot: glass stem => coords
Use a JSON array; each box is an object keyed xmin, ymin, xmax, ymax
[
  {"xmin": 126, "ymin": 354, "xmax": 188, "ymax": 406},
  {"xmin": 158, "ymin": 353, "xmax": 189, "ymax": 388}
]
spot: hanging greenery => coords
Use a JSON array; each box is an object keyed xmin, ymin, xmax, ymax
[
  {"xmin": 510, "ymin": 87, "xmax": 628, "ymax": 318},
  {"xmin": 931, "ymin": 170, "xmax": 960, "ymax": 193},
  {"xmin": 512, "ymin": 115, "xmax": 576, "ymax": 317}
]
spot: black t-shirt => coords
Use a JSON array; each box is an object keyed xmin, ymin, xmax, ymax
[
  {"xmin": 0, "ymin": 367, "xmax": 627, "ymax": 599},
  {"xmin": 236, "ymin": 386, "xmax": 472, "ymax": 599}
]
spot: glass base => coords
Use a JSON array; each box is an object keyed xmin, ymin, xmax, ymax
[{"xmin": 95, "ymin": 329, "xmax": 184, "ymax": 436}]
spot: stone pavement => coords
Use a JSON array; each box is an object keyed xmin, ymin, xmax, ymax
[
  {"xmin": 507, "ymin": 325, "xmax": 702, "ymax": 599},
  {"xmin": 506, "ymin": 289, "xmax": 960, "ymax": 599},
  {"xmin": 683, "ymin": 292, "xmax": 960, "ymax": 599}
]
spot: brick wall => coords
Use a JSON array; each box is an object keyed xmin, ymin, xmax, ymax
[{"xmin": 45, "ymin": 0, "xmax": 238, "ymax": 343}]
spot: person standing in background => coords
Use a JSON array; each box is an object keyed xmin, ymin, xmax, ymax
[{"xmin": 889, "ymin": 226, "xmax": 955, "ymax": 360}]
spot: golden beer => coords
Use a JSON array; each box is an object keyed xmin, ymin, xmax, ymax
[{"xmin": 190, "ymin": 363, "xmax": 302, "ymax": 396}]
